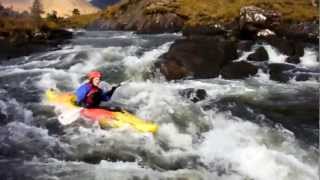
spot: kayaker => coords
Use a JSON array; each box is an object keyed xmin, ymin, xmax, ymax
[{"xmin": 75, "ymin": 71, "xmax": 119, "ymax": 108}]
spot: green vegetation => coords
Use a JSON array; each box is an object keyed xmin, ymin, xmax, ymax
[
  {"xmin": 72, "ymin": 8, "xmax": 81, "ymax": 16},
  {"xmin": 101, "ymin": 0, "xmax": 318, "ymax": 26},
  {"xmin": 177, "ymin": 0, "xmax": 318, "ymax": 25},
  {"xmin": 31, "ymin": 0, "xmax": 44, "ymax": 20},
  {"xmin": 0, "ymin": 17, "xmax": 59, "ymax": 34}
]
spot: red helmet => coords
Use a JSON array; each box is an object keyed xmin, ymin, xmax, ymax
[{"xmin": 87, "ymin": 71, "xmax": 102, "ymax": 79}]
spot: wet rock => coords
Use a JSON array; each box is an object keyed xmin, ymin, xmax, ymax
[
  {"xmin": 274, "ymin": 21, "xmax": 319, "ymax": 43},
  {"xmin": 268, "ymin": 63, "xmax": 296, "ymax": 82},
  {"xmin": 257, "ymin": 29, "xmax": 276, "ymax": 37},
  {"xmin": 46, "ymin": 29, "xmax": 73, "ymax": 41},
  {"xmin": 247, "ymin": 47, "xmax": 269, "ymax": 61},
  {"xmin": 285, "ymin": 56, "xmax": 301, "ymax": 64},
  {"xmin": 221, "ymin": 61, "xmax": 258, "ymax": 79},
  {"xmin": 0, "ymin": 112, "xmax": 7, "ymax": 126},
  {"xmin": 237, "ymin": 40, "xmax": 254, "ymax": 52},
  {"xmin": 268, "ymin": 63, "xmax": 319, "ymax": 82},
  {"xmin": 264, "ymin": 36, "xmax": 305, "ymax": 57},
  {"xmin": 179, "ymin": 88, "xmax": 208, "ymax": 103},
  {"xmin": 0, "ymin": 29, "xmax": 72, "ymax": 60},
  {"xmin": 157, "ymin": 37, "xmax": 238, "ymax": 80}
]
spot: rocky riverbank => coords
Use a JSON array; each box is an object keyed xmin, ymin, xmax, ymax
[
  {"xmin": 0, "ymin": 28, "xmax": 72, "ymax": 60},
  {"xmin": 0, "ymin": 5, "xmax": 73, "ymax": 60},
  {"xmin": 156, "ymin": 6, "xmax": 319, "ymax": 82},
  {"xmin": 87, "ymin": 0, "xmax": 319, "ymax": 83}
]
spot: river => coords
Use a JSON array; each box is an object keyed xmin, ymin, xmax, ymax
[{"xmin": 0, "ymin": 31, "xmax": 318, "ymax": 180}]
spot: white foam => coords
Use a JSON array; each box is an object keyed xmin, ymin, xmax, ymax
[
  {"xmin": 263, "ymin": 44, "xmax": 288, "ymax": 64},
  {"xmin": 158, "ymin": 123, "xmax": 193, "ymax": 149},
  {"xmin": 197, "ymin": 112, "xmax": 318, "ymax": 180},
  {"xmin": 123, "ymin": 42, "xmax": 173, "ymax": 78},
  {"xmin": 300, "ymin": 48, "xmax": 319, "ymax": 69},
  {"xmin": 0, "ymin": 98, "xmax": 33, "ymax": 124}
]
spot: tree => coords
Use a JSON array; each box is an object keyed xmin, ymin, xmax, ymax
[
  {"xmin": 31, "ymin": 0, "xmax": 44, "ymax": 20},
  {"xmin": 46, "ymin": 10, "xmax": 58, "ymax": 21},
  {"xmin": 72, "ymin": 8, "xmax": 80, "ymax": 16}
]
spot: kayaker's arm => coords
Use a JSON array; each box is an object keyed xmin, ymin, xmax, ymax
[
  {"xmin": 101, "ymin": 85, "xmax": 119, "ymax": 101},
  {"xmin": 75, "ymin": 83, "xmax": 91, "ymax": 105}
]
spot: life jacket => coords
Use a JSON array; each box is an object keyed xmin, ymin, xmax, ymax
[{"xmin": 84, "ymin": 84, "xmax": 102, "ymax": 108}]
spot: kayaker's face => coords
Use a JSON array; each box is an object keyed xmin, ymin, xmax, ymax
[{"xmin": 92, "ymin": 77, "xmax": 101, "ymax": 87}]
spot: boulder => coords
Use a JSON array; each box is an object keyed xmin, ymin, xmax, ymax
[
  {"xmin": 285, "ymin": 56, "xmax": 301, "ymax": 64},
  {"xmin": 264, "ymin": 36, "xmax": 305, "ymax": 57},
  {"xmin": 274, "ymin": 21, "xmax": 319, "ymax": 43},
  {"xmin": 179, "ymin": 88, "xmax": 208, "ymax": 103},
  {"xmin": 268, "ymin": 63, "xmax": 296, "ymax": 82},
  {"xmin": 221, "ymin": 61, "xmax": 258, "ymax": 79},
  {"xmin": 239, "ymin": 6, "xmax": 281, "ymax": 39},
  {"xmin": 247, "ymin": 47, "xmax": 269, "ymax": 61},
  {"xmin": 156, "ymin": 37, "xmax": 238, "ymax": 80},
  {"xmin": 268, "ymin": 63, "xmax": 319, "ymax": 82},
  {"xmin": 237, "ymin": 40, "xmax": 254, "ymax": 52}
]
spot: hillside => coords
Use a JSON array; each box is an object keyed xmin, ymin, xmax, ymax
[
  {"xmin": 0, "ymin": 0, "xmax": 99, "ymax": 17},
  {"xmin": 100, "ymin": 0, "xmax": 318, "ymax": 26}
]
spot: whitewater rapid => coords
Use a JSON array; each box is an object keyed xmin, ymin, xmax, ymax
[{"xmin": 0, "ymin": 31, "xmax": 318, "ymax": 180}]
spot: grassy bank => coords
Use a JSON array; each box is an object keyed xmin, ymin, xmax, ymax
[
  {"xmin": 178, "ymin": 0, "xmax": 318, "ymax": 25},
  {"xmin": 101, "ymin": 0, "xmax": 318, "ymax": 26}
]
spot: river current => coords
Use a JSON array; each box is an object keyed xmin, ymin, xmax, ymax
[{"xmin": 0, "ymin": 31, "xmax": 318, "ymax": 180}]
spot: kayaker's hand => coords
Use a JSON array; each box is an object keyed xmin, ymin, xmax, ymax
[
  {"xmin": 111, "ymin": 86, "xmax": 118, "ymax": 91},
  {"xmin": 112, "ymin": 84, "xmax": 121, "ymax": 90}
]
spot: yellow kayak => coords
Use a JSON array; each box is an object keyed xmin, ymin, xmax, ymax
[{"xmin": 45, "ymin": 89, "xmax": 158, "ymax": 133}]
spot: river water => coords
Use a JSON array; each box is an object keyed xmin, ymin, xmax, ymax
[{"xmin": 0, "ymin": 31, "xmax": 318, "ymax": 180}]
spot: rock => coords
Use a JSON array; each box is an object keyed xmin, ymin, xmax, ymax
[
  {"xmin": 90, "ymin": 13, "xmax": 185, "ymax": 33},
  {"xmin": 285, "ymin": 56, "xmax": 301, "ymax": 64},
  {"xmin": 221, "ymin": 61, "xmax": 258, "ymax": 79},
  {"xmin": 182, "ymin": 24, "xmax": 227, "ymax": 37},
  {"xmin": 135, "ymin": 13, "xmax": 185, "ymax": 34},
  {"xmin": 268, "ymin": 63, "xmax": 319, "ymax": 82},
  {"xmin": 179, "ymin": 88, "xmax": 208, "ymax": 103},
  {"xmin": 257, "ymin": 29, "xmax": 276, "ymax": 37},
  {"xmin": 291, "ymin": 68, "xmax": 320, "ymax": 81},
  {"xmin": 157, "ymin": 59, "xmax": 191, "ymax": 80},
  {"xmin": 0, "ymin": 29, "xmax": 72, "ymax": 60},
  {"xmin": 268, "ymin": 63, "xmax": 296, "ymax": 82},
  {"xmin": 87, "ymin": 19, "xmax": 125, "ymax": 30},
  {"xmin": 237, "ymin": 40, "xmax": 254, "ymax": 52},
  {"xmin": 156, "ymin": 37, "xmax": 238, "ymax": 80},
  {"xmin": 264, "ymin": 36, "xmax": 305, "ymax": 57},
  {"xmin": 46, "ymin": 29, "xmax": 73, "ymax": 41},
  {"xmin": 239, "ymin": 6, "xmax": 281, "ymax": 39},
  {"xmin": 247, "ymin": 47, "xmax": 269, "ymax": 61},
  {"xmin": 274, "ymin": 21, "xmax": 319, "ymax": 43},
  {"xmin": 0, "ymin": 111, "xmax": 7, "ymax": 126},
  {"xmin": 310, "ymin": 0, "xmax": 318, "ymax": 7}
]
